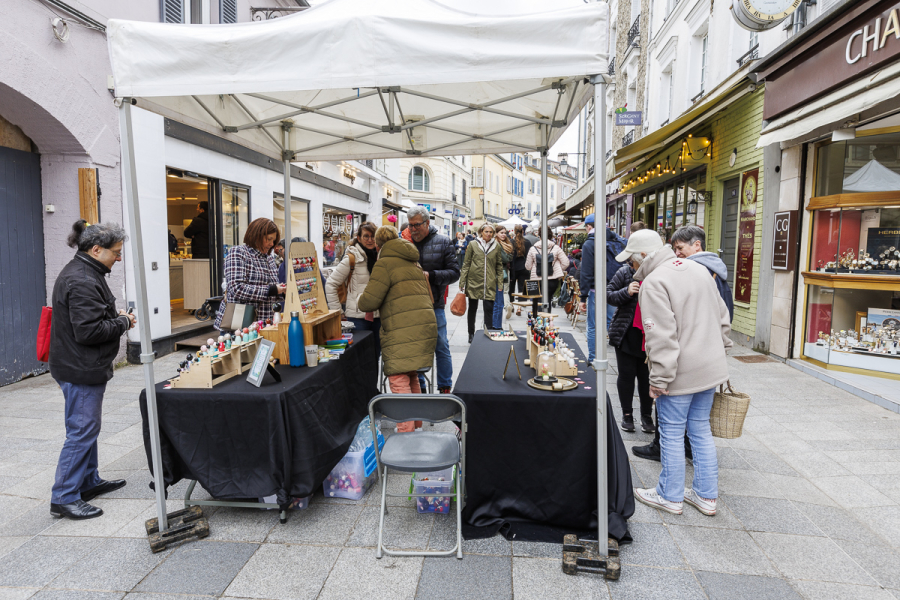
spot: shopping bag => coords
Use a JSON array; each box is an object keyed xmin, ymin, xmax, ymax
[
  {"xmin": 450, "ymin": 291, "xmax": 467, "ymax": 316},
  {"xmin": 36, "ymin": 306, "xmax": 52, "ymax": 362},
  {"xmin": 220, "ymin": 301, "xmax": 256, "ymax": 330},
  {"xmin": 710, "ymin": 380, "xmax": 751, "ymax": 439}
]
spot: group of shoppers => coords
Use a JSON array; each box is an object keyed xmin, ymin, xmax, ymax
[{"xmin": 581, "ymin": 218, "xmax": 734, "ymax": 518}]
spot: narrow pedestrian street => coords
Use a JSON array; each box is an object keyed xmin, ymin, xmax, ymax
[{"xmin": 0, "ymin": 283, "xmax": 897, "ymax": 599}]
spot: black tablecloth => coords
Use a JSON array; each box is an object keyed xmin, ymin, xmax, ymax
[
  {"xmin": 139, "ymin": 331, "xmax": 379, "ymax": 502},
  {"xmin": 455, "ymin": 331, "xmax": 634, "ymax": 543}
]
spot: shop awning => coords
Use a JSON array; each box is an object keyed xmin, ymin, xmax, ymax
[
  {"xmin": 614, "ymin": 68, "xmax": 754, "ymax": 176},
  {"xmin": 757, "ymin": 60, "xmax": 900, "ymax": 148}
]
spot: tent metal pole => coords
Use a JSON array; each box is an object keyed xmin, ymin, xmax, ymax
[
  {"xmin": 540, "ymin": 151, "xmax": 549, "ymax": 311},
  {"xmin": 119, "ymin": 100, "xmax": 167, "ymax": 532},
  {"xmin": 282, "ymin": 122, "xmax": 293, "ymax": 245},
  {"xmin": 590, "ymin": 74, "xmax": 609, "ymax": 557}
]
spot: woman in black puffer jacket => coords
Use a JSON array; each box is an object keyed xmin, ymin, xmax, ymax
[{"xmin": 607, "ymin": 263, "xmax": 654, "ymax": 434}]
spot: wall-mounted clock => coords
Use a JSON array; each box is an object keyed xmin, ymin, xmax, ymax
[{"xmin": 732, "ymin": 0, "xmax": 802, "ymax": 32}]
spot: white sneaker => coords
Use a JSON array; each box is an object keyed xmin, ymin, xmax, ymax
[
  {"xmin": 505, "ymin": 304, "xmax": 514, "ymax": 319},
  {"xmin": 683, "ymin": 489, "xmax": 716, "ymax": 516},
  {"xmin": 634, "ymin": 487, "xmax": 683, "ymax": 515}
]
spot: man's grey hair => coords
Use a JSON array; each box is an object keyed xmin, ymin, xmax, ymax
[
  {"xmin": 670, "ymin": 225, "xmax": 706, "ymax": 251},
  {"xmin": 67, "ymin": 220, "xmax": 127, "ymax": 252},
  {"xmin": 407, "ymin": 206, "xmax": 430, "ymax": 223}
]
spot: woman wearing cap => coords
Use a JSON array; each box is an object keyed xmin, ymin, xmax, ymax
[
  {"xmin": 607, "ymin": 230, "xmax": 656, "ymax": 435},
  {"xmin": 620, "ymin": 231, "xmax": 732, "ymax": 518}
]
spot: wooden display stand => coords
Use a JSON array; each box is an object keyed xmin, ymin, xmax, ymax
[
  {"xmin": 261, "ymin": 241, "xmax": 342, "ymax": 364},
  {"xmin": 525, "ymin": 326, "xmax": 578, "ymax": 378},
  {"xmin": 170, "ymin": 337, "xmax": 262, "ymax": 389}
]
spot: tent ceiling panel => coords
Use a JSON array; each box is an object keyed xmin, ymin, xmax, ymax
[{"xmin": 108, "ymin": 0, "xmax": 606, "ymax": 161}]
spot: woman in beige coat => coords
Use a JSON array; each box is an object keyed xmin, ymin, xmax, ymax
[
  {"xmin": 524, "ymin": 234, "xmax": 569, "ymax": 304},
  {"xmin": 325, "ymin": 222, "xmax": 380, "ymax": 350}
]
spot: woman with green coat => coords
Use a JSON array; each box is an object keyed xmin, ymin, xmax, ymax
[
  {"xmin": 358, "ymin": 226, "xmax": 437, "ymax": 398},
  {"xmin": 460, "ymin": 223, "xmax": 504, "ymax": 343}
]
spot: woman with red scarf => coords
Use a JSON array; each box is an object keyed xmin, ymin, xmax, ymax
[{"xmin": 607, "ymin": 256, "xmax": 654, "ymax": 434}]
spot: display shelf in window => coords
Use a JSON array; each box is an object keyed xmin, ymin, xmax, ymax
[{"xmin": 808, "ymin": 206, "xmax": 900, "ymax": 275}]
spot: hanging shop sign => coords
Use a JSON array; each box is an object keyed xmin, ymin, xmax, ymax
[
  {"xmin": 771, "ymin": 210, "xmax": 798, "ymax": 271},
  {"xmin": 736, "ymin": 168, "xmax": 759, "ymax": 303},
  {"xmin": 732, "ymin": 0, "xmax": 801, "ymax": 32}
]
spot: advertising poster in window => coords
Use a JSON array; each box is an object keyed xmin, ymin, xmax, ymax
[{"xmin": 735, "ymin": 168, "xmax": 758, "ymax": 304}]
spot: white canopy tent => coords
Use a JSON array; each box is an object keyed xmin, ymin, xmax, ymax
[
  {"xmin": 109, "ymin": 0, "xmax": 613, "ymax": 564},
  {"xmin": 498, "ymin": 215, "xmax": 531, "ymax": 229}
]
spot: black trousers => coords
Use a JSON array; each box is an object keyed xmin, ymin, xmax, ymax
[
  {"xmin": 510, "ymin": 269, "xmax": 529, "ymax": 303},
  {"xmin": 614, "ymin": 347, "xmax": 653, "ymax": 419},
  {"xmin": 468, "ymin": 297, "xmax": 495, "ymax": 334}
]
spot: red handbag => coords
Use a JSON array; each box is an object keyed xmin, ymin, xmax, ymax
[{"xmin": 36, "ymin": 306, "xmax": 52, "ymax": 362}]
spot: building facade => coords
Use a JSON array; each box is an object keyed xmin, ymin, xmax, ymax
[
  {"xmin": 0, "ymin": 0, "xmax": 407, "ymax": 379},
  {"xmin": 400, "ymin": 156, "xmax": 470, "ymax": 238},
  {"xmin": 752, "ymin": 0, "xmax": 900, "ymax": 391}
]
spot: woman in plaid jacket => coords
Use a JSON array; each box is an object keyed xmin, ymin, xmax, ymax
[{"xmin": 214, "ymin": 218, "xmax": 285, "ymax": 331}]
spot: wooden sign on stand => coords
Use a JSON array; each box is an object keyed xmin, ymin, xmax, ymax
[{"xmin": 261, "ymin": 241, "xmax": 342, "ymax": 364}]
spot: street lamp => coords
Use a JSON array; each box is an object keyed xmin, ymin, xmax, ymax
[{"xmin": 559, "ymin": 152, "xmax": 588, "ymax": 183}]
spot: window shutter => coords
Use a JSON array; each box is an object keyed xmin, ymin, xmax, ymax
[
  {"xmin": 162, "ymin": 0, "xmax": 183, "ymax": 23},
  {"xmin": 507, "ymin": 176, "xmax": 511, "ymax": 193},
  {"xmin": 220, "ymin": 0, "xmax": 237, "ymax": 23},
  {"xmin": 475, "ymin": 167, "xmax": 483, "ymax": 188}
]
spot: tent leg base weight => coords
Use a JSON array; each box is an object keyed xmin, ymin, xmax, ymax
[
  {"xmin": 146, "ymin": 505, "xmax": 209, "ymax": 553},
  {"xmin": 562, "ymin": 534, "xmax": 621, "ymax": 580}
]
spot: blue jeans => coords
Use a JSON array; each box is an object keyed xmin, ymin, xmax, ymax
[
  {"xmin": 586, "ymin": 290, "xmax": 596, "ymax": 363},
  {"xmin": 606, "ymin": 302, "xmax": 616, "ymax": 329},
  {"xmin": 52, "ymin": 380, "xmax": 106, "ymax": 504},
  {"xmin": 347, "ymin": 317, "xmax": 381, "ymax": 352},
  {"xmin": 656, "ymin": 387, "xmax": 718, "ymax": 503},
  {"xmin": 492, "ymin": 285, "xmax": 505, "ymax": 329},
  {"xmin": 419, "ymin": 308, "xmax": 453, "ymax": 391}
]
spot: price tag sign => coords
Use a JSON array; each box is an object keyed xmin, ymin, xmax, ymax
[
  {"xmin": 525, "ymin": 280, "xmax": 541, "ymax": 297},
  {"xmin": 247, "ymin": 339, "xmax": 277, "ymax": 387}
]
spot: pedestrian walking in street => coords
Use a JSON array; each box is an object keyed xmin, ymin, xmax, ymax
[
  {"xmin": 607, "ymin": 250, "xmax": 654, "ymax": 435},
  {"xmin": 455, "ymin": 232, "xmax": 467, "ymax": 270},
  {"xmin": 405, "ymin": 206, "xmax": 460, "ymax": 393},
  {"xmin": 216, "ymin": 219, "xmax": 285, "ymax": 331},
  {"xmin": 493, "ymin": 226, "xmax": 513, "ymax": 328},
  {"xmin": 510, "ymin": 225, "xmax": 533, "ymax": 316},
  {"xmin": 525, "ymin": 229, "xmax": 569, "ymax": 306},
  {"xmin": 460, "ymin": 223, "xmax": 504, "ymax": 343},
  {"xmin": 357, "ymin": 226, "xmax": 437, "ymax": 410},
  {"xmin": 325, "ymin": 222, "xmax": 381, "ymax": 351},
  {"xmin": 49, "ymin": 220, "xmax": 136, "ymax": 520},
  {"xmin": 624, "ymin": 234, "xmax": 732, "ymax": 517}
]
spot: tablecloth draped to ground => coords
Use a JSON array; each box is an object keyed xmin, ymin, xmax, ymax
[
  {"xmin": 454, "ymin": 331, "xmax": 634, "ymax": 543},
  {"xmin": 139, "ymin": 331, "xmax": 379, "ymax": 502}
]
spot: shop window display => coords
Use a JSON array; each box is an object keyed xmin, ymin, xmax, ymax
[
  {"xmin": 803, "ymin": 132, "xmax": 900, "ymax": 377},
  {"xmin": 323, "ymin": 206, "xmax": 362, "ymax": 267}
]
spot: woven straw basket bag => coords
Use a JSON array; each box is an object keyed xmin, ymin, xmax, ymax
[{"xmin": 710, "ymin": 380, "xmax": 751, "ymax": 439}]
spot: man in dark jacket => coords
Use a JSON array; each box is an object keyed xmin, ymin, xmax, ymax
[
  {"xmin": 579, "ymin": 214, "xmax": 626, "ymax": 362},
  {"xmin": 407, "ymin": 206, "xmax": 461, "ymax": 393},
  {"xmin": 50, "ymin": 221, "xmax": 135, "ymax": 520},
  {"xmin": 183, "ymin": 201, "xmax": 210, "ymax": 259}
]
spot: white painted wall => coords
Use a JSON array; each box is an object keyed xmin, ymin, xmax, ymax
[{"xmin": 124, "ymin": 108, "xmax": 374, "ymax": 342}]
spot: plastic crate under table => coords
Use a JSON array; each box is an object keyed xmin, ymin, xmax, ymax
[{"xmin": 323, "ymin": 431, "xmax": 385, "ymax": 501}]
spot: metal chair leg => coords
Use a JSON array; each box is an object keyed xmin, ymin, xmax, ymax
[{"xmin": 376, "ymin": 464, "xmax": 389, "ymax": 559}]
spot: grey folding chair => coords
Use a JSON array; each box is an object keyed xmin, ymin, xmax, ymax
[{"xmin": 368, "ymin": 393, "xmax": 466, "ymax": 559}]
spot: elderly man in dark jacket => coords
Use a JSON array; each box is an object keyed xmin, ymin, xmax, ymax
[
  {"xmin": 49, "ymin": 221, "xmax": 135, "ymax": 520},
  {"xmin": 406, "ymin": 206, "xmax": 460, "ymax": 393}
]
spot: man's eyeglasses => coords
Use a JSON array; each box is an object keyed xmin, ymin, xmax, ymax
[{"xmin": 409, "ymin": 221, "xmax": 428, "ymax": 229}]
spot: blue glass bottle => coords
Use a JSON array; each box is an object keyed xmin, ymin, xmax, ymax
[{"xmin": 288, "ymin": 311, "xmax": 305, "ymax": 367}]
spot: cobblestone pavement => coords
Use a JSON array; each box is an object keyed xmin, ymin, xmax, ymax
[{"xmin": 0, "ymin": 282, "xmax": 898, "ymax": 599}]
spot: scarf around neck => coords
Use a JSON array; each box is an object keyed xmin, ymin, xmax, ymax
[{"xmin": 362, "ymin": 245, "xmax": 378, "ymax": 274}]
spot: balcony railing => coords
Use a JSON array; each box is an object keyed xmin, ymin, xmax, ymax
[
  {"xmin": 452, "ymin": 193, "xmax": 458, "ymax": 204},
  {"xmin": 736, "ymin": 44, "xmax": 759, "ymax": 67},
  {"xmin": 608, "ymin": 58, "xmax": 615, "ymax": 76},
  {"xmin": 588, "ymin": 166, "xmax": 594, "ymax": 177},
  {"xmin": 691, "ymin": 89, "xmax": 704, "ymax": 104},
  {"xmin": 627, "ymin": 14, "xmax": 640, "ymax": 47},
  {"xmin": 605, "ymin": 149, "xmax": 612, "ymax": 161},
  {"xmin": 622, "ymin": 130, "xmax": 635, "ymax": 147}
]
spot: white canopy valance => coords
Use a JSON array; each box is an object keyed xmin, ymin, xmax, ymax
[{"xmin": 107, "ymin": 0, "xmax": 607, "ymax": 161}]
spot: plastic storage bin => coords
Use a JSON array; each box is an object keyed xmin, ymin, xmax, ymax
[
  {"xmin": 410, "ymin": 467, "xmax": 456, "ymax": 514},
  {"xmin": 323, "ymin": 431, "xmax": 385, "ymax": 501}
]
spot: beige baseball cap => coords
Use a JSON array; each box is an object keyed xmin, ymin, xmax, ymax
[{"xmin": 615, "ymin": 229, "xmax": 664, "ymax": 263}]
